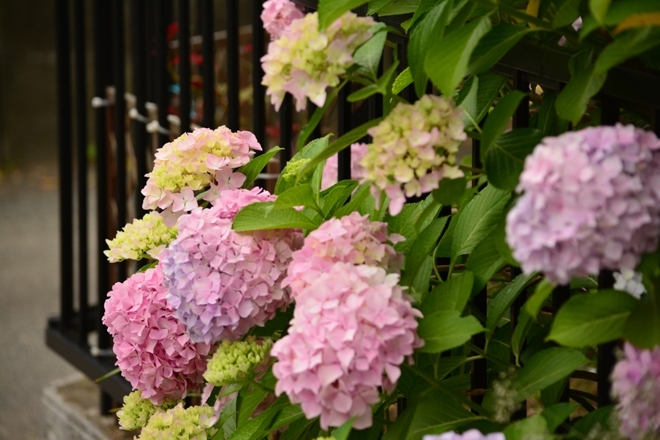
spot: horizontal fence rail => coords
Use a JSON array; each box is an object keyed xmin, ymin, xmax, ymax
[{"xmin": 51, "ymin": 0, "xmax": 660, "ymax": 417}]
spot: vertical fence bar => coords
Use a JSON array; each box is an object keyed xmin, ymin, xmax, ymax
[
  {"xmin": 226, "ymin": 0, "xmax": 240, "ymax": 129},
  {"xmin": 56, "ymin": 0, "xmax": 74, "ymax": 331},
  {"xmin": 279, "ymin": 94, "xmax": 293, "ymax": 168},
  {"xmin": 179, "ymin": 0, "xmax": 192, "ymax": 133},
  {"xmin": 252, "ymin": 0, "xmax": 266, "ymax": 145},
  {"xmin": 113, "ymin": 0, "xmax": 128, "ymax": 281},
  {"xmin": 156, "ymin": 0, "xmax": 171, "ymax": 146},
  {"xmin": 597, "ymin": 96, "xmax": 619, "ymax": 406},
  {"xmin": 337, "ymin": 88, "xmax": 351, "ymax": 180},
  {"xmin": 201, "ymin": 0, "xmax": 215, "ymax": 128},
  {"xmin": 133, "ymin": 0, "xmax": 148, "ymax": 217},
  {"xmin": 74, "ymin": 0, "xmax": 89, "ymax": 345}
]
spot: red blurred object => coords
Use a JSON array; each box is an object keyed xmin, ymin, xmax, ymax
[{"xmin": 167, "ymin": 22, "xmax": 179, "ymax": 42}]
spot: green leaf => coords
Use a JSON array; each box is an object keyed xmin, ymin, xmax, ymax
[
  {"xmin": 409, "ymin": 0, "xmax": 447, "ymax": 30},
  {"xmin": 473, "ymin": 72, "xmax": 508, "ymax": 126},
  {"xmin": 492, "ymin": 215, "xmax": 519, "ymax": 266},
  {"xmin": 542, "ymin": 402, "xmax": 578, "ymax": 433},
  {"xmin": 274, "ymin": 184, "xmax": 321, "ymax": 212},
  {"xmin": 277, "ymin": 135, "xmax": 331, "ymax": 195},
  {"xmin": 480, "ymin": 90, "xmax": 525, "ymax": 156},
  {"xmin": 238, "ymin": 147, "xmax": 284, "ymax": 189},
  {"xmin": 512, "ymin": 347, "xmax": 590, "ymax": 402},
  {"xmin": 623, "ymin": 288, "xmax": 660, "ymax": 349},
  {"xmin": 371, "ymin": 0, "xmax": 420, "ymax": 16},
  {"xmin": 432, "ymin": 177, "xmax": 467, "ymax": 205},
  {"xmin": 297, "ymin": 118, "xmax": 384, "ymax": 179},
  {"xmin": 279, "ymin": 417, "xmax": 317, "ymax": 440},
  {"xmin": 457, "ymin": 75, "xmax": 479, "ymax": 128},
  {"xmin": 411, "ymin": 256, "xmax": 434, "ymax": 302},
  {"xmin": 503, "ymin": 414, "xmax": 552, "ymax": 440},
  {"xmin": 332, "ymin": 417, "xmax": 356, "ymax": 440},
  {"xmin": 421, "ymin": 271, "xmax": 474, "ymax": 315},
  {"xmin": 451, "ymin": 185, "xmax": 510, "ymax": 261},
  {"xmin": 237, "ymin": 387, "xmax": 269, "ymax": 427},
  {"xmin": 466, "ymin": 235, "xmax": 506, "ymax": 295},
  {"xmin": 267, "ymin": 404, "xmax": 305, "ymax": 433},
  {"xmin": 353, "ymin": 23, "xmax": 388, "ymax": 80},
  {"xmin": 553, "ymin": 0, "xmax": 581, "ymax": 28},
  {"xmin": 392, "ymin": 67, "xmax": 413, "ymax": 95},
  {"xmin": 567, "ymin": 406, "xmax": 614, "ymax": 438},
  {"xmin": 347, "ymin": 84, "xmax": 381, "ymax": 102},
  {"xmin": 581, "ymin": 0, "xmax": 660, "ymax": 38},
  {"xmin": 321, "ymin": 180, "xmax": 358, "ymax": 218},
  {"xmin": 486, "ymin": 272, "xmax": 537, "ymax": 331},
  {"xmin": 409, "ymin": 1, "xmax": 452, "ymax": 98},
  {"xmin": 511, "ymin": 308, "xmax": 534, "ymax": 360},
  {"xmin": 536, "ymin": 89, "xmax": 557, "ymax": 136},
  {"xmin": 298, "ymin": 90, "xmax": 341, "ymax": 149},
  {"xmin": 595, "ymin": 26, "xmax": 660, "ymax": 74},
  {"xmin": 548, "ymin": 289, "xmax": 639, "ymax": 347},
  {"xmin": 334, "ymin": 182, "xmax": 371, "ymax": 218},
  {"xmin": 417, "ymin": 310, "xmax": 485, "ymax": 353},
  {"xmin": 468, "ymin": 25, "xmax": 536, "ymax": 75},
  {"xmin": 589, "ymin": 0, "xmax": 612, "ymax": 25},
  {"xmin": 318, "ymin": 0, "xmax": 369, "ymax": 30},
  {"xmin": 232, "ymin": 202, "xmax": 320, "ymax": 232},
  {"xmin": 401, "ymin": 217, "xmax": 448, "ymax": 286},
  {"xmin": 426, "ymin": 16, "xmax": 492, "ymax": 96},
  {"xmin": 524, "ymin": 278, "xmax": 554, "ymax": 319},
  {"xmin": 555, "ymin": 65, "xmax": 607, "ymax": 124},
  {"xmin": 485, "ymin": 128, "xmax": 544, "ymax": 191},
  {"xmin": 228, "ymin": 395, "xmax": 288, "ymax": 440}
]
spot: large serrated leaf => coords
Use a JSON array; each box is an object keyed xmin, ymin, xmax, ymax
[
  {"xmin": 555, "ymin": 65, "xmax": 607, "ymax": 124},
  {"xmin": 401, "ymin": 217, "xmax": 448, "ymax": 286},
  {"xmin": 353, "ymin": 23, "xmax": 388, "ymax": 81},
  {"xmin": 485, "ymin": 128, "xmax": 544, "ymax": 191},
  {"xmin": 468, "ymin": 25, "xmax": 537, "ymax": 75},
  {"xmin": 466, "ymin": 235, "xmax": 506, "ymax": 295},
  {"xmin": 238, "ymin": 147, "xmax": 284, "ymax": 189},
  {"xmin": 480, "ymin": 90, "xmax": 525, "ymax": 156},
  {"xmin": 421, "ymin": 271, "xmax": 474, "ymax": 315},
  {"xmin": 486, "ymin": 272, "xmax": 537, "ymax": 331},
  {"xmin": 233, "ymin": 202, "xmax": 320, "ymax": 232},
  {"xmin": 417, "ymin": 310, "xmax": 485, "ymax": 353},
  {"xmin": 318, "ymin": 0, "xmax": 369, "ymax": 30}
]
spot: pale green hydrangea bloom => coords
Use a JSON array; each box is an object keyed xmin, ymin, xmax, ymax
[
  {"xmin": 105, "ymin": 212, "xmax": 177, "ymax": 262},
  {"xmin": 280, "ymin": 157, "xmax": 311, "ymax": 183},
  {"xmin": 203, "ymin": 337, "xmax": 273, "ymax": 386},
  {"xmin": 138, "ymin": 404, "xmax": 216, "ymax": 440},
  {"xmin": 117, "ymin": 390, "xmax": 177, "ymax": 431}
]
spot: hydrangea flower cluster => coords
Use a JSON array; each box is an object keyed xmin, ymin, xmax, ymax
[
  {"xmin": 160, "ymin": 188, "xmax": 300, "ymax": 345},
  {"xmin": 361, "ymin": 95, "xmax": 466, "ymax": 215},
  {"xmin": 272, "ymin": 263, "xmax": 423, "ymax": 430},
  {"xmin": 261, "ymin": 0, "xmax": 303, "ymax": 40},
  {"xmin": 506, "ymin": 124, "xmax": 660, "ymax": 284},
  {"xmin": 261, "ymin": 11, "xmax": 374, "ymax": 111},
  {"xmin": 611, "ymin": 343, "xmax": 660, "ymax": 440},
  {"xmin": 613, "ymin": 270, "xmax": 646, "ymax": 299},
  {"xmin": 321, "ymin": 142, "xmax": 368, "ymax": 190},
  {"xmin": 423, "ymin": 431, "xmax": 505, "ymax": 440},
  {"xmin": 142, "ymin": 126, "xmax": 261, "ymax": 219},
  {"xmin": 283, "ymin": 211, "xmax": 403, "ymax": 294},
  {"xmin": 105, "ymin": 212, "xmax": 178, "ymax": 262},
  {"xmin": 103, "ymin": 265, "xmax": 211, "ymax": 404},
  {"xmin": 203, "ymin": 337, "xmax": 273, "ymax": 386},
  {"xmin": 138, "ymin": 404, "xmax": 216, "ymax": 440},
  {"xmin": 117, "ymin": 390, "xmax": 177, "ymax": 431}
]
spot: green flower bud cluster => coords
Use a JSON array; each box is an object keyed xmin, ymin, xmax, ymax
[
  {"xmin": 117, "ymin": 390, "xmax": 177, "ymax": 431},
  {"xmin": 105, "ymin": 212, "xmax": 178, "ymax": 262},
  {"xmin": 203, "ymin": 337, "xmax": 273, "ymax": 386},
  {"xmin": 138, "ymin": 403, "xmax": 216, "ymax": 440}
]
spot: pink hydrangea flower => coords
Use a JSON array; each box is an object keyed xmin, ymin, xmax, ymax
[
  {"xmin": 321, "ymin": 142, "xmax": 368, "ymax": 190},
  {"xmin": 261, "ymin": 0, "xmax": 304, "ymax": 40},
  {"xmin": 141, "ymin": 126, "xmax": 261, "ymax": 223},
  {"xmin": 506, "ymin": 124, "xmax": 660, "ymax": 284},
  {"xmin": 102, "ymin": 265, "xmax": 211, "ymax": 404},
  {"xmin": 423, "ymin": 430, "xmax": 505, "ymax": 440},
  {"xmin": 272, "ymin": 263, "xmax": 423, "ymax": 430},
  {"xmin": 283, "ymin": 211, "xmax": 403, "ymax": 294},
  {"xmin": 261, "ymin": 11, "xmax": 374, "ymax": 111},
  {"xmin": 611, "ymin": 343, "xmax": 660, "ymax": 440},
  {"xmin": 160, "ymin": 188, "xmax": 301, "ymax": 344},
  {"xmin": 361, "ymin": 95, "xmax": 466, "ymax": 216}
]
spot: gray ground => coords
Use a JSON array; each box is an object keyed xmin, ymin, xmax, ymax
[{"xmin": 0, "ymin": 164, "xmax": 78, "ymax": 440}]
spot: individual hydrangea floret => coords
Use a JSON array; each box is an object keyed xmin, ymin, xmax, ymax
[
  {"xmin": 160, "ymin": 188, "xmax": 301, "ymax": 345},
  {"xmin": 506, "ymin": 124, "xmax": 660, "ymax": 284},
  {"xmin": 283, "ymin": 211, "xmax": 403, "ymax": 294},
  {"xmin": 105, "ymin": 212, "xmax": 177, "ymax": 262},
  {"xmin": 102, "ymin": 265, "xmax": 211, "ymax": 404},
  {"xmin": 423, "ymin": 430, "xmax": 505, "ymax": 440},
  {"xmin": 321, "ymin": 142, "xmax": 368, "ymax": 190},
  {"xmin": 611, "ymin": 343, "xmax": 660, "ymax": 440},
  {"xmin": 141, "ymin": 126, "xmax": 261, "ymax": 222},
  {"xmin": 138, "ymin": 403, "xmax": 216, "ymax": 440},
  {"xmin": 361, "ymin": 95, "xmax": 466, "ymax": 215},
  {"xmin": 261, "ymin": 0, "xmax": 304, "ymax": 40},
  {"xmin": 272, "ymin": 263, "xmax": 423, "ymax": 430},
  {"xmin": 117, "ymin": 390, "xmax": 177, "ymax": 431},
  {"xmin": 613, "ymin": 269, "xmax": 646, "ymax": 299},
  {"xmin": 203, "ymin": 337, "xmax": 273, "ymax": 386},
  {"xmin": 262, "ymin": 11, "xmax": 374, "ymax": 111}
]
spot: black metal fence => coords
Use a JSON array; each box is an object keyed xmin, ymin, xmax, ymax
[{"xmin": 50, "ymin": 0, "xmax": 660, "ymax": 418}]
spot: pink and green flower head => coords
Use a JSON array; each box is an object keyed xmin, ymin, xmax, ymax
[{"xmin": 261, "ymin": 0, "xmax": 304, "ymax": 40}]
